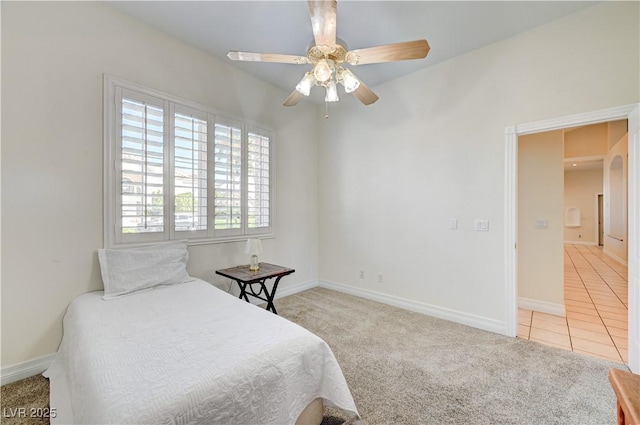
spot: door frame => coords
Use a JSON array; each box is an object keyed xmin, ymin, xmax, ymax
[{"xmin": 505, "ymin": 103, "xmax": 640, "ymax": 373}]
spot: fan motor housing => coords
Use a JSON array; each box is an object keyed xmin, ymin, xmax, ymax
[{"xmin": 307, "ymin": 43, "xmax": 347, "ymax": 66}]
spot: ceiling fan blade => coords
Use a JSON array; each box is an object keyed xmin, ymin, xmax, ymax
[
  {"xmin": 346, "ymin": 40, "xmax": 430, "ymax": 65},
  {"xmin": 227, "ymin": 51, "xmax": 308, "ymax": 65},
  {"xmin": 283, "ymin": 90, "xmax": 304, "ymax": 107},
  {"xmin": 352, "ymin": 81, "xmax": 379, "ymax": 106},
  {"xmin": 308, "ymin": 0, "xmax": 337, "ymax": 47}
]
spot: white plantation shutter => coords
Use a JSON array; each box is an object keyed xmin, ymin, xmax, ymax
[
  {"xmin": 116, "ymin": 88, "xmax": 168, "ymax": 244},
  {"xmin": 105, "ymin": 76, "xmax": 275, "ymax": 247},
  {"xmin": 247, "ymin": 129, "xmax": 271, "ymax": 232},
  {"xmin": 214, "ymin": 121, "xmax": 243, "ymax": 234},
  {"xmin": 173, "ymin": 106, "xmax": 209, "ymax": 238}
]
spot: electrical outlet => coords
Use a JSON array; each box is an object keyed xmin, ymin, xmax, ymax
[
  {"xmin": 475, "ymin": 219, "xmax": 489, "ymax": 231},
  {"xmin": 377, "ymin": 273, "xmax": 383, "ymax": 283},
  {"xmin": 359, "ymin": 270, "xmax": 365, "ymax": 280}
]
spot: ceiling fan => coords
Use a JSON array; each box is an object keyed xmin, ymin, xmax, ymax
[{"xmin": 227, "ymin": 0, "xmax": 430, "ymax": 108}]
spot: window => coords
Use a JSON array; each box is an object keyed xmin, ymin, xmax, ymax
[
  {"xmin": 104, "ymin": 76, "xmax": 274, "ymax": 247},
  {"xmin": 213, "ymin": 121, "xmax": 243, "ymax": 233},
  {"xmin": 247, "ymin": 131, "xmax": 271, "ymax": 230}
]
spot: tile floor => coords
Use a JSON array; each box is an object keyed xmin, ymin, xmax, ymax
[{"xmin": 518, "ymin": 244, "xmax": 628, "ymax": 365}]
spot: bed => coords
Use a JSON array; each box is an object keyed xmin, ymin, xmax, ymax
[{"xmin": 44, "ymin": 241, "xmax": 359, "ymax": 424}]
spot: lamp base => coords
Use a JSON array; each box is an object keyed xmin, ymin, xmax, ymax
[{"xmin": 249, "ymin": 255, "xmax": 260, "ymax": 271}]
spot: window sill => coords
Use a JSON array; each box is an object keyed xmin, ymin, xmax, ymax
[
  {"xmin": 186, "ymin": 233, "xmax": 276, "ymax": 246},
  {"xmin": 106, "ymin": 233, "xmax": 275, "ymax": 249}
]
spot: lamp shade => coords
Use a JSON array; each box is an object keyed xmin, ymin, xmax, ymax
[
  {"xmin": 325, "ymin": 82, "xmax": 339, "ymax": 102},
  {"xmin": 244, "ymin": 238, "xmax": 263, "ymax": 255},
  {"xmin": 338, "ymin": 68, "xmax": 360, "ymax": 93},
  {"xmin": 313, "ymin": 59, "xmax": 334, "ymax": 83},
  {"xmin": 295, "ymin": 72, "xmax": 315, "ymax": 96}
]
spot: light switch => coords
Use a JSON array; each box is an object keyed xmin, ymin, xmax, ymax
[
  {"xmin": 449, "ymin": 218, "xmax": 458, "ymax": 230},
  {"xmin": 475, "ymin": 219, "xmax": 489, "ymax": 231}
]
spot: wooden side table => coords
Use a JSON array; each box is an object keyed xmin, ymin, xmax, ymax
[
  {"xmin": 608, "ymin": 368, "xmax": 640, "ymax": 425},
  {"xmin": 215, "ymin": 263, "xmax": 295, "ymax": 314}
]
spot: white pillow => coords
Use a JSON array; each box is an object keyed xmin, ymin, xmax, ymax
[{"xmin": 98, "ymin": 241, "xmax": 193, "ymax": 300}]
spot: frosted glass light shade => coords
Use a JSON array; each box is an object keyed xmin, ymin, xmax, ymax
[
  {"xmin": 244, "ymin": 238, "xmax": 263, "ymax": 255},
  {"xmin": 313, "ymin": 59, "xmax": 333, "ymax": 82},
  {"xmin": 295, "ymin": 72, "xmax": 315, "ymax": 96},
  {"xmin": 338, "ymin": 68, "xmax": 360, "ymax": 93},
  {"xmin": 245, "ymin": 239, "xmax": 263, "ymax": 271},
  {"xmin": 325, "ymin": 82, "xmax": 339, "ymax": 102}
]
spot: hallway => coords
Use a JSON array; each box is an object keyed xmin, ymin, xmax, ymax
[{"xmin": 518, "ymin": 244, "xmax": 628, "ymax": 364}]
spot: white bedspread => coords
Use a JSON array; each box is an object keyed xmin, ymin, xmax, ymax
[{"xmin": 44, "ymin": 279, "xmax": 359, "ymax": 424}]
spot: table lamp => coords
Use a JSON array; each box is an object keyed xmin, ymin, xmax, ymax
[{"xmin": 245, "ymin": 238, "xmax": 263, "ymax": 271}]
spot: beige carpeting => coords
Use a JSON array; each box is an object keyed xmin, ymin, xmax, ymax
[
  {"xmin": 275, "ymin": 288, "xmax": 626, "ymax": 425},
  {"xmin": 1, "ymin": 287, "xmax": 627, "ymax": 424},
  {"xmin": 1, "ymin": 374, "xmax": 50, "ymax": 425}
]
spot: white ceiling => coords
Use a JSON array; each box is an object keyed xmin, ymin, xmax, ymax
[{"xmin": 108, "ymin": 1, "xmax": 597, "ymax": 104}]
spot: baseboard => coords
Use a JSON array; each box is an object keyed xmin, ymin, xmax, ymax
[
  {"xmin": 518, "ymin": 297, "xmax": 566, "ymax": 317},
  {"xmin": 318, "ymin": 280, "xmax": 506, "ymax": 335},
  {"xmin": 603, "ymin": 249, "xmax": 628, "ymax": 266},
  {"xmin": 564, "ymin": 240, "xmax": 597, "ymax": 246},
  {"xmin": 1, "ymin": 353, "xmax": 56, "ymax": 386},
  {"xmin": 275, "ymin": 279, "xmax": 318, "ymax": 299}
]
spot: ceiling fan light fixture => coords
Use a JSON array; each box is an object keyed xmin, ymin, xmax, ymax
[
  {"xmin": 313, "ymin": 59, "xmax": 334, "ymax": 83},
  {"xmin": 295, "ymin": 72, "xmax": 315, "ymax": 96},
  {"xmin": 338, "ymin": 68, "xmax": 360, "ymax": 93},
  {"xmin": 325, "ymin": 82, "xmax": 339, "ymax": 102},
  {"xmin": 229, "ymin": 2, "xmax": 430, "ymax": 110}
]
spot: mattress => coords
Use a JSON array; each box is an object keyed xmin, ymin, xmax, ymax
[{"xmin": 44, "ymin": 279, "xmax": 359, "ymax": 424}]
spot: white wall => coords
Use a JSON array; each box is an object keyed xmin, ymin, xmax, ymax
[
  {"xmin": 1, "ymin": 2, "xmax": 319, "ymax": 367},
  {"xmin": 608, "ymin": 120, "xmax": 628, "ymax": 150},
  {"xmin": 318, "ymin": 2, "xmax": 639, "ymax": 326},
  {"xmin": 518, "ymin": 131, "xmax": 564, "ymax": 308},
  {"xmin": 564, "ymin": 123, "xmax": 608, "ymax": 158},
  {"xmin": 564, "ymin": 168, "xmax": 604, "ymax": 244},
  {"xmin": 604, "ymin": 134, "xmax": 629, "ymax": 263}
]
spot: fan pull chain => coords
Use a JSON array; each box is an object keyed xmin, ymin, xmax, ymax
[{"xmin": 324, "ymin": 102, "xmax": 329, "ymax": 119}]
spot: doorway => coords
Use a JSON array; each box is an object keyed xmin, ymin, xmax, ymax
[
  {"xmin": 505, "ymin": 103, "xmax": 640, "ymax": 373},
  {"xmin": 598, "ymin": 194, "xmax": 604, "ymax": 246}
]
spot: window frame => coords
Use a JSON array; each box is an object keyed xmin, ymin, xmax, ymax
[{"xmin": 103, "ymin": 75, "xmax": 275, "ymax": 248}]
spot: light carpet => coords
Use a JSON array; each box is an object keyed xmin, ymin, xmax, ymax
[
  {"xmin": 1, "ymin": 287, "xmax": 627, "ymax": 424},
  {"xmin": 274, "ymin": 287, "xmax": 627, "ymax": 425}
]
